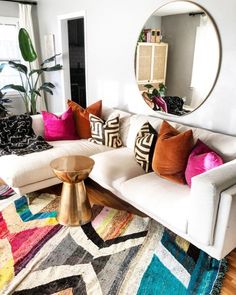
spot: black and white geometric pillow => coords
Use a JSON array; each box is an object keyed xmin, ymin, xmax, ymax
[
  {"xmin": 134, "ymin": 122, "xmax": 157, "ymax": 172},
  {"xmin": 89, "ymin": 114, "xmax": 123, "ymax": 148}
]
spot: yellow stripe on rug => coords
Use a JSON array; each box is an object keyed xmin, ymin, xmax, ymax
[
  {"xmin": 0, "ymin": 239, "xmax": 14, "ymax": 290},
  {"xmin": 94, "ymin": 208, "xmax": 133, "ymax": 240}
]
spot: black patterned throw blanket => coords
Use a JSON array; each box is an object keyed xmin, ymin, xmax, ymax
[{"xmin": 0, "ymin": 114, "xmax": 52, "ymax": 156}]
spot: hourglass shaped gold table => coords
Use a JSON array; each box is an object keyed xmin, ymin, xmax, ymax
[{"xmin": 50, "ymin": 155, "xmax": 95, "ymax": 226}]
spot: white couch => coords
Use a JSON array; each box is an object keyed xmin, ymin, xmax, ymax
[{"xmin": 0, "ymin": 107, "xmax": 235, "ymax": 260}]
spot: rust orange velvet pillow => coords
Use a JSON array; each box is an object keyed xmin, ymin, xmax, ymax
[
  {"xmin": 68, "ymin": 100, "xmax": 102, "ymax": 138},
  {"xmin": 152, "ymin": 121, "xmax": 194, "ymax": 184}
]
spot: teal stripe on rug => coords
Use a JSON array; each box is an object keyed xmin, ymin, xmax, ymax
[
  {"xmin": 161, "ymin": 230, "xmax": 195, "ymax": 274},
  {"xmin": 188, "ymin": 251, "xmax": 220, "ymax": 294},
  {"xmin": 15, "ymin": 196, "xmax": 57, "ymax": 221},
  {"xmin": 137, "ymin": 254, "xmax": 187, "ymax": 295}
]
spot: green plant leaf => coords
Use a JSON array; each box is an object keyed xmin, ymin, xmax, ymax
[
  {"xmin": 30, "ymin": 89, "xmax": 41, "ymax": 97},
  {"xmin": 1, "ymin": 84, "xmax": 26, "ymax": 93},
  {"xmin": 0, "ymin": 63, "xmax": 7, "ymax": 73},
  {"xmin": 38, "ymin": 85, "xmax": 53, "ymax": 95},
  {"xmin": 40, "ymin": 82, "xmax": 55, "ymax": 89},
  {"xmin": 18, "ymin": 28, "xmax": 37, "ymax": 62},
  {"xmin": 43, "ymin": 64, "xmax": 63, "ymax": 72},
  {"xmin": 152, "ymin": 88, "xmax": 159, "ymax": 96},
  {"xmin": 29, "ymin": 69, "xmax": 43, "ymax": 76},
  {"xmin": 144, "ymin": 84, "xmax": 153, "ymax": 89},
  {"xmin": 41, "ymin": 53, "xmax": 61, "ymax": 66},
  {"xmin": 9, "ymin": 61, "xmax": 28, "ymax": 75},
  {"xmin": 146, "ymin": 93, "xmax": 153, "ymax": 99}
]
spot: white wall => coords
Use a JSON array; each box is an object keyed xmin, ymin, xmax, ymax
[
  {"xmin": 144, "ymin": 15, "xmax": 162, "ymax": 30},
  {"xmin": 162, "ymin": 14, "xmax": 200, "ymax": 105},
  {"xmin": 37, "ymin": 0, "xmax": 236, "ymax": 136},
  {"xmin": 0, "ymin": 1, "xmax": 18, "ymax": 17}
]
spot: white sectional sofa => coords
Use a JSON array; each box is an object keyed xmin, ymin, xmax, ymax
[{"xmin": 0, "ymin": 107, "xmax": 236, "ymax": 260}]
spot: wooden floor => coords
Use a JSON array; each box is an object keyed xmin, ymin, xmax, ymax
[
  {"xmin": 40, "ymin": 180, "xmax": 236, "ymax": 294},
  {"xmin": 221, "ymin": 249, "xmax": 236, "ymax": 295}
]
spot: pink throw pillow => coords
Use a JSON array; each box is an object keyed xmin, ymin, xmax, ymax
[
  {"xmin": 42, "ymin": 108, "xmax": 78, "ymax": 141},
  {"xmin": 185, "ymin": 139, "xmax": 223, "ymax": 187}
]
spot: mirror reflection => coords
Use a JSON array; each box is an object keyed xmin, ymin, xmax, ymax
[{"xmin": 135, "ymin": 1, "xmax": 220, "ymax": 116}]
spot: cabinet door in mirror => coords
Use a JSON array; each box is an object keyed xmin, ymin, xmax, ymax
[{"xmin": 135, "ymin": 1, "xmax": 221, "ymax": 116}]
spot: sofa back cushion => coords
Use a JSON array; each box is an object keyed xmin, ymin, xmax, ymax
[
  {"xmin": 102, "ymin": 106, "xmax": 131, "ymax": 120},
  {"xmin": 126, "ymin": 113, "xmax": 236, "ymax": 162},
  {"xmin": 173, "ymin": 123, "xmax": 236, "ymax": 162},
  {"xmin": 31, "ymin": 114, "xmax": 45, "ymax": 137},
  {"xmin": 152, "ymin": 121, "xmax": 194, "ymax": 184}
]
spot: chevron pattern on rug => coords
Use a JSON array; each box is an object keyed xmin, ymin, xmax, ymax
[
  {"xmin": 0, "ymin": 193, "xmax": 227, "ymax": 295},
  {"xmin": 0, "ymin": 194, "xmax": 61, "ymax": 292}
]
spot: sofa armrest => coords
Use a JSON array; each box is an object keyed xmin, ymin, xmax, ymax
[{"xmin": 188, "ymin": 158, "xmax": 236, "ymax": 246}]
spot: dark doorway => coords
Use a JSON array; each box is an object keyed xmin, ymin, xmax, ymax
[{"xmin": 68, "ymin": 18, "xmax": 86, "ymax": 108}]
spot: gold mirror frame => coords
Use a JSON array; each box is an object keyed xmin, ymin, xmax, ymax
[{"xmin": 135, "ymin": 1, "xmax": 222, "ymax": 116}]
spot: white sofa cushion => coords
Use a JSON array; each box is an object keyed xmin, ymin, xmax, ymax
[
  {"xmin": 102, "ymin": 106, "xmax": 131, "ymax": 120},
  {"xmin": 126, "ymin": 114, "xmax": 162, "ymax": 149},
  {"xmin": 120, "ymin": 172, "xmax": 190, "ymax": 233},
  {"xmin": 174, "ymin": 124, "xmax": 236, "ymax": 162},
  {"xmin": 89, "ymin": 147, "xmax": 145, "ymax": 194},
  {"xmin": 32, "ymin": 114, "xmax": 45, "ymax": 137},
  {"xmin": 0, "ymin": 140, "xmax": 112, "ymax": 188},
  {"xmin": 126, "ymin": 114, "xmax": 236, "ymax": 162}
]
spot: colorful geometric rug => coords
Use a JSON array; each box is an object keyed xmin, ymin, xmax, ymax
[
  {"xmin": 0, "ymin": 184, "xmax": 14, "ymax": 200},
  {"xmin": 0, "ymin": 193, "xmax": 227, "ymax": 295}
]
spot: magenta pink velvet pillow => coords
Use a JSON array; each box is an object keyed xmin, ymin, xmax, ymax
[
  {"xmin": 42, "ymin": 108, "xmax": 78, "ymax": 141},
  {"xmin": 185, "ymin": 139, "xmax": 223, "ymax": 187}
]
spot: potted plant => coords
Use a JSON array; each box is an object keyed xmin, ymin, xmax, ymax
[
  {"xmin": 0, "ymin": 28, "xmax": 62, "ymax": 115},
  {"xmin": 142, "ymin": 83, "xmax": 168, "ymax": 112},
  {"xmin": 143, "ymin": 83, "xmax": 167, "ymax": 98},
  {"xmin": 143, "ymin": 83, "xmax": 186, "ymax": 115}
]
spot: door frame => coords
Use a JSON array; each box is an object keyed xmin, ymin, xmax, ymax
[{"xmin": 58, "ymin": 11, "xmax": 88, "ymax": 110}]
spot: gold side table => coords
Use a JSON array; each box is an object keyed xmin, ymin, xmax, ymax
[{"xmin": 50, "ymin": 155, "xmax": 95, "ymax": 226}]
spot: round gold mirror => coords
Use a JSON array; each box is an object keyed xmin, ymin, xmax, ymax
[{"xmin": 135, "ymin": 1, "xmax": 221, "ymax": 116}]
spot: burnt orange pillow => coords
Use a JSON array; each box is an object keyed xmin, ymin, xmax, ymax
[
  {"xmin": 152, "ymin": 121, "xmax": 194, "ymax": 184},
  {"xmin": 68, "ymin": 100, "xmax": 102, "ymax": 138}
]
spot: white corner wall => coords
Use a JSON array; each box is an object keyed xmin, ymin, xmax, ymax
[{"xmin": 37, "ymin": 0, "xmax": 236, "ymax": 136}]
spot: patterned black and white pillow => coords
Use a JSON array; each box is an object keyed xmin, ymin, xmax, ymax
[
  {"xmin": 89, "ymin": 114, "xmax": 123, "ymax": 148},
  {"xmin": 134, "ymin": 122, "xmax": 157, "ymax": 172}
]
